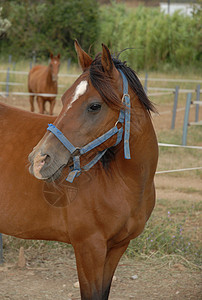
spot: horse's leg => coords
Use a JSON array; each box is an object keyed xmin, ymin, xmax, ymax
[
  {"xmin": 29, "ymin": 95, "xmax": 35, "ymax": 112},
  {"xmin": 102, "ymin": 242, "xmax": 129, "ymax": 299},
  {"xmin": 37, "ymin": 97, "xmax": 44, "ymax": 114},
  {"xmin": 73, "ymin": 238, "xmax": 107, "ymax": 300},
  {"xmin": 49, "ymin": 98, "xmax": 56, "ymax": 115}
]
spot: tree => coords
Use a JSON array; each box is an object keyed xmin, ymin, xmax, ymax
[
  {"xmin": 0, "ymin": 0, "xmax": 99, "ymax": 59},
  {"xmin": 0, "ymin": 7, "xmax": 11, "ymax": 39}
]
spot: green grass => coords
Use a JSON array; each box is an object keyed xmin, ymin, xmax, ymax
[
  {"xmin": 156, "ymin": 126, "xmax": 202, "ymax": 179},
  {"xmin": 160, "ymin": 126, "xmax": 202, "ymax": 147},
  {"xmin": 126, "ymin": 213, "xmax": 201, "ymax": 266}
]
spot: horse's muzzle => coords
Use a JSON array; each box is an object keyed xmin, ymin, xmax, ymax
[
  {"xmin": 28, "ymin": 149, "xmax": 69, "ymax": 182},
  {"xmin": 52, "ymin": 75, "xmax": 58, "ymax": 82}
]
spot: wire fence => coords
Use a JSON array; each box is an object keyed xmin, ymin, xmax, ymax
[{"xmin": 0, "ymin": 68, "xmax": 201, "ymax": 99}]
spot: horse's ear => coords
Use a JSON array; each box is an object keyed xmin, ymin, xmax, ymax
[
  {"xmin": 101, "ymin": 44, "xmax": 117, "ymax": 77},
  {"xmin": 74, "ymin": 39, "xmax": 93, "ymax": 71},
  {"xmin": 57, "ymin": 53, "xmax": 60, "ymax": 59},
  {"xmin": 101, "ymin": 44, "xmax": 118, "ymax": 77}
]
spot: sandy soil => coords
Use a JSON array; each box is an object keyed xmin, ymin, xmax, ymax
[{"xmin": 0, "ymin": 254, "xmax": 201, "ymax": 300}]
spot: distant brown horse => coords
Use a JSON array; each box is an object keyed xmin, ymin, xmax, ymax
[
  {"xmin": 28, "ymin": 53, "xmax": 60, "ymax": 115},
  {"xmin": 0, "ymin": 41, "xmax": 158, "ymax": 300}
]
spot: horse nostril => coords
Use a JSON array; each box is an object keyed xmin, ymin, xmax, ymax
[
  {"xmin": 33, "ymin": 153, "xmax": 49, "ymax": 169},
  {"xmin": 44, "ymin": 154, "xmax": 51, "ymax": 165}
]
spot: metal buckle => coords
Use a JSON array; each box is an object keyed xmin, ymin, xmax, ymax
[{"xmin": 72, "ymin": 147, "xmax": 81, "ymax": 156}]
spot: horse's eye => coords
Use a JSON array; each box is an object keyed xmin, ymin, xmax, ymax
[{"xmin": 88, "ymin": 103, "xmax": 102, "ymax": 113}]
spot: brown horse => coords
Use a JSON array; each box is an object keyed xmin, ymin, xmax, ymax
[
  {"xmin": 0, "ymin": 41, "xmax": 158, "ymax": 300},
  {"xmin": 28, "ymin": 53, "xmax": 60, "ymax": 115}
]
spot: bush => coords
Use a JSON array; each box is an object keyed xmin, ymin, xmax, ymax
[
  {"xmin": 97, "ymin": 3, "xmax": 202, "ymax": 70},
  {"xmin": 1, "ymin": 1, "xmax": 201, "ymax": 70},
  {"xmin": 0, "ymin": 0, "xmax": 99, "ymax": 60}
]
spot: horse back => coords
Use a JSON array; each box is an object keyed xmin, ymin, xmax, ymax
[{"xmin": 0, "ymin": 102, "xmax": 55, "ymax": 141}]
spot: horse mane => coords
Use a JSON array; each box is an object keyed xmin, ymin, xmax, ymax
[
  {"xmin": 89, "ymin": 54, "xmax": 156, "ymax": 170},
  {"xmin": 89, "ymin": 54, "xmax": 156, "ymax": 113}
]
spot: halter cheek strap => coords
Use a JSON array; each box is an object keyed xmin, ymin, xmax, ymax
[
  {"xmin": 47, "ymin": 70, "xmax": 131, "ymax": 182},
  {"xmin": 120, "ymin": 70, "xmax": 131, "ymax": 160}
]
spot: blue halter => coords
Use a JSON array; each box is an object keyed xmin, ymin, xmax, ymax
[{"xmin": 47, "ymin": 70, "xmax": 131, "ymax": 183}]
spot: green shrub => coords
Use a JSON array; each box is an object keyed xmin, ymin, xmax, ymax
[
  {"xmin": 0, "ymin": 0, "xmax": 99, "ymax": 59},
  {"xmin": 97, "ymin": 3, "xmax": 202, "ymax": 70},
  {"xmin": 1, "ymin": 1, "xmax": 201, "ymax": 70}
]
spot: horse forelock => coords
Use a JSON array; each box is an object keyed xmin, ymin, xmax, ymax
[{"xmin": 89, "ymin": 57, "xmax": 123, "ymax": 111}]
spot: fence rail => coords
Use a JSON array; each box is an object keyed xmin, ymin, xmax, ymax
[
  {"xmin": 0, "ymin": 68, "xmax": 201, "ymax": 145},
  {"xmin": 0, "ymin": 91, "xmax": 61, "ymax": 97},
  {"xmin": 140, "ymin": 77, "xmax": 202, "ymax": 83},
  {"xmin": 0, "ymin": 69, "xmax": 79, "ymax": 77},
  {"xmin": 0, "ymin": 69, "xmax": 202, "ymax": 83}
]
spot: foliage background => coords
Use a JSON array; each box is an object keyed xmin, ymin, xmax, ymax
[
  {"xmin": 0, "ymin": 0, "xmax": 99, "ymax": 60},
  {"xmin": 0, "ymin": 0, "xmax": 201, "ymax": 70}
]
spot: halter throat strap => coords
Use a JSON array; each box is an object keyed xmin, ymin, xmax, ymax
[{"xmin": 47, "ymin": 70, "xmax": 131, "ymax": 182}]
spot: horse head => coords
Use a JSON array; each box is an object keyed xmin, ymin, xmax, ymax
[
  {"xmin": 29, "ymin": 42, "xmax": 128, "ymax": 181},
  {"xmin": 29, "ymin": 41, "xmax": 155, "ymax": 183},
  {"xmin": 50, "ymin": 53, "xmax": 60, "ymax": 82}
]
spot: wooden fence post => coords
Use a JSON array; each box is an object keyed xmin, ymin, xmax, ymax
[
  {"xmin": 6, "ymin": 67, "xmax": 10, "ymax": 97},
  {"xmin": 8, "ymin": 54, "xmax": 12, "ymax": 64},
  {"xmin": 144, "ymin": 72, "xmax": 148, "ymax": 94},
  {"xmin": 33, "ymin": 52, "xmax": 36, "ymax": 65},
  {"xmin": 182, "ymin": 93, "xmax": 192, "ymax": 146},
  {"xmin": 171, "ymin": 85, "xmax": 179, "ymax": 130},
  {"xmin": 0, "ymin": 233, "xmax": 3, "ymax": 264},
  {"xmin": 195, "ymin": 84, "xmax": 200, "ymax": 122}
]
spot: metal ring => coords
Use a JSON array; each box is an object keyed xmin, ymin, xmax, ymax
[
  {"xmin": 114, "ymin": 120, "xmax": 123, "ymax": 128},
  {"xmin": 122, "ymin": 93, "xmax": 130, "ymax": 102}
]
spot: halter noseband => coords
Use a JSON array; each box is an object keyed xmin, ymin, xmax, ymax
[{"xmin": 47, "ymin": 70, "xmax": 131, "ymax": 182}]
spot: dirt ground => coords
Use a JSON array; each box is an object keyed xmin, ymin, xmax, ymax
[
  {"xmin": 0, "ymin": 95, "xmax": 201, "ymax": 299},
  {"xmin": 0, "ymin": 252, "xmax": 201, "ymax": 300}
]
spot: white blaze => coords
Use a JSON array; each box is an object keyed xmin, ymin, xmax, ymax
[
  {"xmin": 55, "ymin": 80, "xmax": 88, "ymax": 123},
  {"xmin": 70, "ymin": 80, "xmax": 88, "ymax": 107}
]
